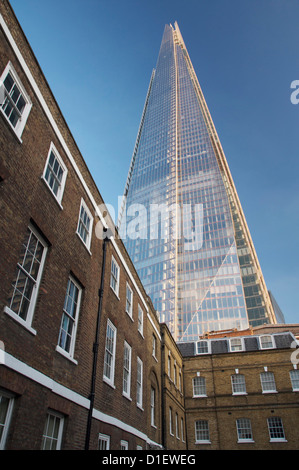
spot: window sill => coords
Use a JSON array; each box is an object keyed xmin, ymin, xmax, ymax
[
  {"xmin": 4, "ymin": 306, "xmax": 36, "ymax": 336},
  {"xmin": 55, "ymin": 345, "xmax": 78, "ymax": 365},
  {"xmin": 195, "ymin": 440, "xmax": 211, "ymax": 445},
  {"xmin": 103, "ymin": 376, "xmax": 116, "ymax": 389},
  {"xmin": 76, "ymin": 232, "xmax": 92, "ymax": 256},
  {"xmin": 270, "ymin": 439, "xmax": 287, "ymax": 443},
  {"xmin": 238, "ymin": 439, "xmax": 255, "ymax": 444},
  {"xmin": 122, "ymin": 392, "xmax": 132, "ymax": 401},
  {"xmin": 40, "ymin": 176, "xmax": 64, "ymax": 210},
  {"xmin": 110, "ymin": 286, "xmax": 120, "ymax": 300}
]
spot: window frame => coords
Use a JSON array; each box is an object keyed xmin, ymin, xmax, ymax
[
  {"xmin": 267, "ymin": 417, "xmax": 287, "ymax": 442},
  {"xmin": 195, "ymin": 420, "xmax": 210, "ymax": 444},
  {"xmin": 150, "ymin": 387, "xmax": 156, "ymax": 427},
  {"xmin": 229, "ymin": 337, "xmax": 244, "ymax": 352},
  {"xmin": 56, "ymin": 275, "xmax": 82, "ymax": 363},
  {"xmin": 0, "ymin": 390, "xmax": 14, "ymax": 450},
  {"xmin": 196, "ymin": 340, "xmax": 210, "ymax": 355},
  {"xmin": 260, "ymin": 371, "xmax": 277, "ymax": 394},
  {"xmin": 236, "ymin": 418, "xmax": 254, "ymax": 443},
  {"xmin": 137, "ymin": 304, "xmax": 143, "ymax": 336},
  {"xmin": 76, "ymin": 198, "xmax": 93, "ymax": 252},
  {"xmin": 231, "ymin": 374, "xmax": 247, "ymax": 395},
  {"xmin": 41, "ymin": 410, "xmax": 64, "ymax": 450},
  {"xmin": 103, "ymin": 319, "xmax": 117, "ymax": 388},
  {"xmin": 122, "ymin": 341, "xmax": 132, "ymax": 399},
  {"xmin": 192, "ymin": 376, "xmax": 207, "ymax": 397},
  {"xmin": 259, "ymin": 335, "xmax": 275, "ymax": 350},
  {"xmin": 98, "ymin": 433, "xmax": 110, "ymax": 450},
  {"xmin": 110, "ymin": 255, "xmax": 120, "ymax": 297},
  {"xmin": 136, "ymin": 357, "xmax": 143, "ymax": 409},
  {"xmin": 125, "ymin": 283, "xmax": 133, "ymax": 319},
  {"xmin": 4, "ymin": 224, "xmax": 48, "ymax": 335},
  {"xmin": 0, "ymin": 61, "xmax": 32, "ymax": 141},
  {"xmin": 290, "ymin": 369, "xmax": 299, "ymax": 391},
  {"xmin": 42, "ymin": 142, "xmax": 68, "ymax": 207}
]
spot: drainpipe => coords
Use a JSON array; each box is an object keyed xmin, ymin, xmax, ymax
[{"xmin": 85, "ymin": 227, "xmax": 111, "ymax": 450}]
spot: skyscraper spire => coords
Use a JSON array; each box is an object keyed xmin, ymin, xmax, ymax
[{"xmin": 119, "ymin": 23, "xmax": 278, "ymax": 341}]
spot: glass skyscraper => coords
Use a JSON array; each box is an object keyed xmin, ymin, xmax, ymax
[{"xmin": 119, "ymin": 23, "xmax": 279, "ymax": 342}]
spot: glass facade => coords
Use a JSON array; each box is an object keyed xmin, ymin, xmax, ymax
[{"xmin": 119, "ymin": 23, "xmax": 277, "ymax": 341}]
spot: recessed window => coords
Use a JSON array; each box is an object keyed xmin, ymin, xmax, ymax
[
  {"xmin": 193, "ymin": 376, "xmax": 206, "ymax": 397},
  {"xmin": 76, "ymin": 198, "xmax": 93, "ymax": 251},
  {"xmin": 98, "ymin": 433, "xmax": 110, "ymax": 450},
  {"xmin": 110, "ymin": 256, "xmax": 120, "ymax": 296},
  {"xmin": 5, "ymin": 224, "xmax": 47, "ymax": 333},
  {"xmin": 150, "ymin": 387, "xmax": 155, "ymax": 427},
  {"xmin": 57, "ymin": 276, "xmax": 82, "ymax": 361},
  {"xmin": 42, "ymin": 143, "xmax": 67, "ymax": 206},
  {"xmin": 138, "ymin": 304, "xmax": 143, "ymax": 335},
  {"xmin": 103, "ymin": 320, "xmax": 117, "ymax": 387},
  {"xmin": 260, "ymin": 371, "xmax": 277, "ymax": 393},
  {"xmin": 126, "ymin": 283, "xmax": 133, "ymax": 318},
  {"xmin": 123, "ymin": 341, "xmax": 132, "ymax": 399},
  {"xmin": 41, "ymin": 411, "xmax": 64, "ymax": 450},
  {"xmin": 231, "ymin": 374, "xmax": 247, "ymax": 395},
  {"xmin": 267, "ymin": 417, "xmax": 286, "ymax": 442},
  {"xmin": 290, "ymin": 369, "xmax": 299, "ymax": 391},
  {"xmin": 236, "ymin": 418, "xmax": 254, "ymax": 443},
  {"xmin": 0, "ymin": 391, "xmax": 14, "ymax": 450},
  {"xmin": 0, "ymin": 62, "xmax": 32, "ymax": 140},
  {"xmin": 137, "ymin": 357, "xmax": 143, "ymax": 409},
  {"xmin": 195, "ymin": 420, "xmax": 210, "ymax": 444}
]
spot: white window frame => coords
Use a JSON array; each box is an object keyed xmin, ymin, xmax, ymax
[
  {"xmin": 110, "ymin": 256, "xmax": 120, "ymax": 297},
  {"xmin": 123, "ymin": 341, "xmax": 132, "ymax": 399},
  {"xmin": 103, "ymin": 320, "xmax": 117, "ymax": 388},
  {"xmin": 260, "ymin": 371, "xmax": 277, "ymax": 394},
  {"xmin": 98, "ymin": 433, "xmax": 110, "ymax": 450},
  {"xmin": 175, "ymin": 413, "xmax": 179, "ymax": 439},
  {"xmin": 56, "ymin": 276, "xmax": 82, "ymax": 363},
  {"xmin": 120, "ymin": 440, "xmax": 129, "ymax": 450},
  {"xmin": 231, "ymin": 374, "xmax": 247, "ymax": 395},
  {"xmin": 259, "ymin": 335, "xmax": 274, "ymax": 349},
  {"xmin": 76, "ymin": 198, "xmax": 93, "ymax": 252},
  {"xmin": 0, "ymin": 390, "xmax": 14, "ymax": 450},
  {"xmin": 137, "ymin": 304, "xmax": 143, "ymax": 336},
  {"xmin": 150, "ymin": 387, "xmax": 155, "ymax": 427},
  {"xmin": 169, "ymin": 407, "xmax": 173, "ymax": 435},
  {"xmin": 42, "ymin": 142, "xmax": 68, "ymax": 207},
  {"xmin": 236, "ymin": 418, "xmax": 254, "ymax": 443},
  {"xmin": 196, "ymin": 340, "xmax": 210, "ymax": 355},
  {"xmin": 137, "ymin": 357, "xmax": 143, "ymax": 409},
  {"xmin": 4, "ymin": 224, "xmax": 48, "ymax": 335},
  {"xmin": 267, "ymin": 417, "xmax": 287, "ymax": 442},
  {"xmin": 0, "ymin": 61, "xmax": 32, "ymax": 141},
  {"xmin": 229, "ymin": 337, "xmax": 244, "ymax": 352},
  {"xmin": 125, "ymin": 283, "xmax": 133, "ymax": 318},
  {"xmin": 290, "ymin": 369, "xmax": 299, "ymax": 391},
  {"xmin": 193, "ymin": 376, "xmax": 207, "ymax": 397},
  {"xmin": 41, "ymin": 410, "xmax": 64, "ymax": 450},
  {"xmin": 195, "ymin": 420, "xmax": 210, "ymax": 444}
]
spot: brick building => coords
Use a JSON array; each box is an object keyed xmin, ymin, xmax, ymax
[{"xmin": 0, "ymin": 0, "xmax": 298, "ymax": 451}]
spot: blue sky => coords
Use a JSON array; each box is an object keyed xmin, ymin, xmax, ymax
[{"xmin": 10, "ymin": 0, "xmax": 299, "ymax": 324}]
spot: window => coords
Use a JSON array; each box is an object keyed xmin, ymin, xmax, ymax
[
  {"xmin": 195, "ymin": 420, "xmax": 210, "ymax": 444},
  {"xmin": 120, "ymin": 440, "xmax": 128, "ymax": 450},
  {"xmin": 110, "ymin": 256, "xmax": 120, "ymax": 296},
  {"xmin": 42, "ymin": 143, "xmax": 67, "ymax": 206},
  {"xmin": 236, "ymin": 418, "xmax": 254, "ymax": 442},
  {"xmin": 5, "ymin": 225, "xmax": 47, "ymax": 333},
  {"xmin": 290, "ymin": 369, "xmax": 299, "ymax": 391},
  {"xmin": 259, "ymin": 335, "xmax": 274, "ymax": 349},
  {"xmin": 0, "ymin": 391, "xmax": 14, "ymax": 450},
  {"xmin": 137, "ymin": 357, "xmax": 143, "ymax": 409},
  {"xmin": 173, "ymin": 363, "xmax": 177, "ymax": 386},
  {"xmin": 41, "ymin": 411, "xmax": 64, "ymax": 450},
  {"xmin": 76, "ymin": 198, "xmax": 93, "ymax": 251},
  {"xmin": 231, "ymin": 374, "xmax": 247, "ymax": 395},
  {"xmin": 138, "ymin": 305, "xmax": 143, "ymax": 335},
  {"xmin": 193, "ymin": 376, "xmax": 206, "ymax": 397},
  {"xmin": 169, "ymin": 407, "xmax": 173, "ymax": 435},
  {"xmin": 196, "ymin": 340, "xmax": 209, "ymax": 355},
  {"xmin": 267, "ymin": 417, "xmax": 286, "ymax": 442},
  {"xmin": 103, "ymin": 320, "xmax": 117, "ymax": 386},
  {"xmin": 152, "ymin": 334, "xmax": 157, "ymax": 359},
  {"xmin": 98, "ymin": 433, "xmax": 110, "ymax": 450},
  {"xmin": 0, "ymin": 61, "xmax": 32, "ymax": 140},
  {"xmin": 57, "ymin": 276, "xmax": 82, "ymax": 361},
  {"xmin": 126, "ymin": 283, "xmax": 133, "ymax": 318},
  {"xmin": 123, "ymin": 341, "xmax": 132, "ymax": 399},
  {"xmin": 260, "ymin": 371, "xmax": 276, "ymax": 393},
  {"xmin": 150, "ymin": 387, "xmax": 155, "ymax": 427},
  {"xmin": 229, "ymin": 338, "xmax": 243, "ymax": 352},
  {"xmin": 175, "ymin": 413, "xmax": 179, "ymax": 439}
]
